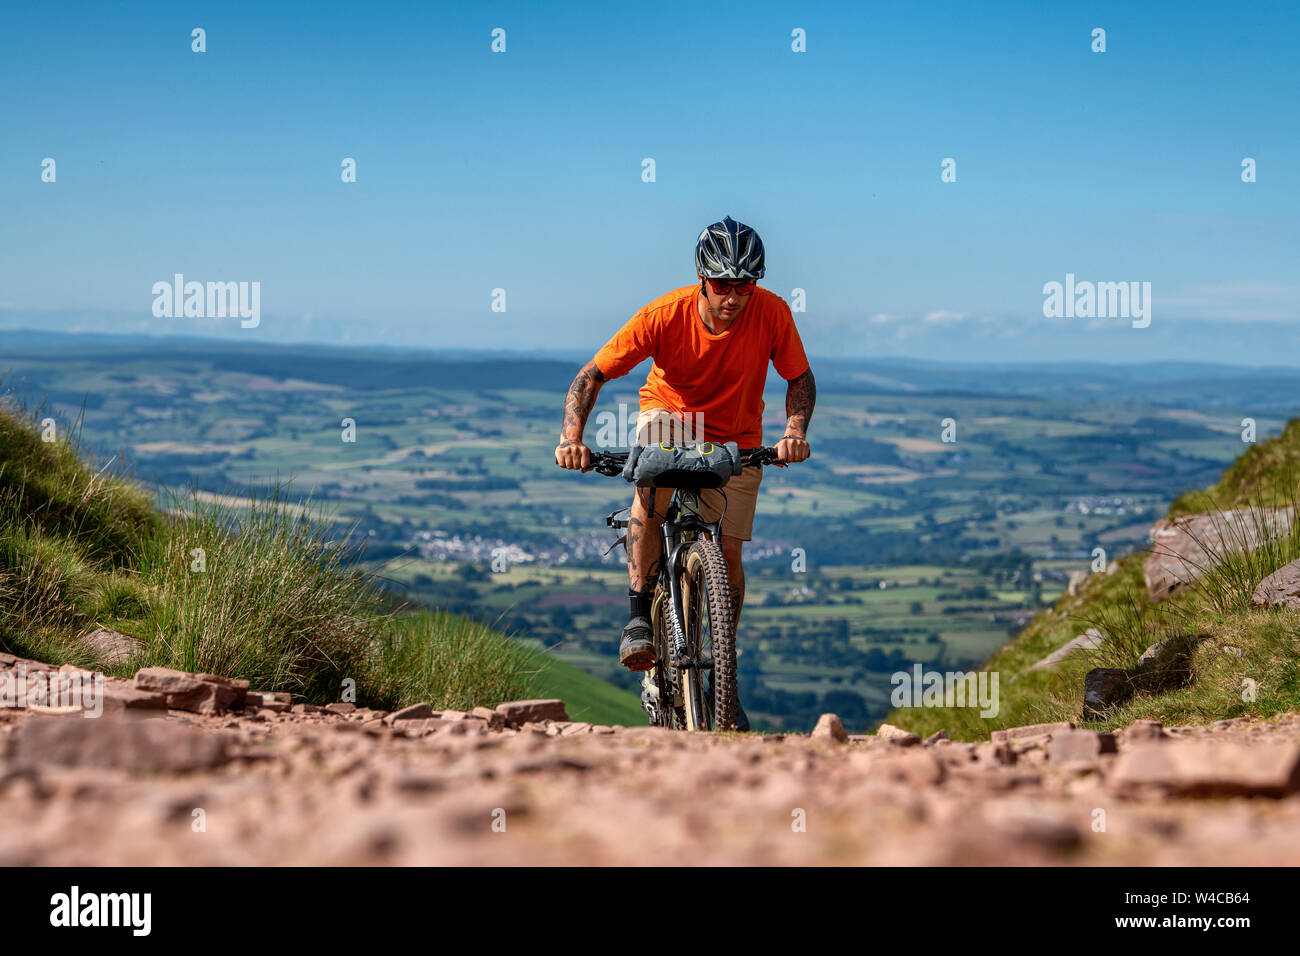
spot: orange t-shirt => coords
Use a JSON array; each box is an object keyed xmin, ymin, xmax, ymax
[{"xmin": 591, "ymin": 285, "xmax": 810, "ymax": 448}]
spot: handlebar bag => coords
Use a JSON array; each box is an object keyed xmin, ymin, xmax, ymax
[{"xmin": 621, "ymin": 440, "xmax": 744, "ymax": 489}]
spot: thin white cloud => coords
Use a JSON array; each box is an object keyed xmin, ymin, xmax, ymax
[{"xmin": 1160, "ymin": 280, "xmax": 1300, "ymax": 322}]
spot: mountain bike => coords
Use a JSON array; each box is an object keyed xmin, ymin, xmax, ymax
[{"xmin": 589, "ymin": 444, "xmax": 785, "ymax": 732}]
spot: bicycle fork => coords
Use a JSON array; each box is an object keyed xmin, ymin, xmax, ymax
[
  {"xmin": 661, "ymin": 517, "xmax": 722, "ymax": 674},
  {"xmin": 662, "ymin": 525, "xmax": 690, "ymax": 665}
]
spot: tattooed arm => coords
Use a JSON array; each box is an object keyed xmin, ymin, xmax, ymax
[
  {"xmin": 776, "ymin": 366, "xmax": 815, "ymax": 463},
  {"xmin": 555, "ymin": 360, "xmax": 609, "ymax": 470}
]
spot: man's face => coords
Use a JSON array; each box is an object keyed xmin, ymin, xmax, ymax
[{"xmin": 698, "ymin": 275, "xmax": 757, "ymax": 323}]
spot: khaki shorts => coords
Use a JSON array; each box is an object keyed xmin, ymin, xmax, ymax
[{"xmin": 633, "ymin": 407, "xmax": 763, "ymax": 541}]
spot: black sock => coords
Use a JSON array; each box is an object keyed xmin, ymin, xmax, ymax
[{"xmin": 629, "ymin": 587, "xmax": 653, "ymax": 621}]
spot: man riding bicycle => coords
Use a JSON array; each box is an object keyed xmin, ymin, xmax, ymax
[{"xmin": 554, "ymin": 216, "xmax": 816, "ymax": 730}]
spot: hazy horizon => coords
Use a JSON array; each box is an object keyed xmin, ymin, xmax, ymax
[
  {"xmin": 8, "ymin": 324, "xmax": 1300, "ymax": 375},
  {"xmin": 6, "ymin": 313, "xmax": 1300, "ymax": 369}
]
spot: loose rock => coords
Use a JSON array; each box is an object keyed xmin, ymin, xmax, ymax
[
  {"xmin": 384, "ymin": 703, "xmax": 435, "ymax": 724},
  {"xmin": 811, "ymin": 713, "xmax": 848, "ymax": 743},
  {"xmin": 1110, "ymin": 740, "xmax": 1300, "ymax": 797},
  {"xmin": 1026, "ymin": 628, "xmax": 1105, "ymax": 673},
  {"xmin": 81, "ymin": 627, "xmax": 142, "ymax": 667},
  {"xmin": 1252, "ymin": 557, "xmax": 1300, "ymax": 609},
  {"xmin": 1121, "ymin": 719, "xmax": 1166, "ymax": 744},
  {"xmin": 134, "ymin": 668, "xmax": 241, "ymax": 715},
  {"xmin": 471, "ymin": 706, "xmax": 504, "ymax": 730},
  {"xmin": 1050, "ymin": 730, "xmax": 1117, "ymax": 765},
  {"xmin": 496, "ymin": 699, "xmax": 568, "ymax": 726},
  {"xmin": 991, "ymin": 721, "xmax": 1074, "ymax": 744},
  {"xmin": 9, "ymin": 715, "xmax": 230, "ymax": 774},
  {"xmin": 877, "ymin": 723, "xmax": 921, "ymax": 746},
  {"xmin": 1083, "ymin": 668, "xmax": 1131, "ymax": 720},
  {"xmin": 1145, "ymin": 507, "xmax": 1292, "ymax": 601}
]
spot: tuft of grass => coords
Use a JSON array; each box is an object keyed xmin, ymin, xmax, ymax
[
  {"xmin": 0, "ymin": 393, "xmax": 559, "ymax": 711},
  {"xmin": 0, "ymin": 518, "xmax": 101, "ymax": 660},
  {"xmin": 133, "ymin": 483, "xmax": 385, "ymax": 700},
  {"xmin": 1172, "ymin": 500, "xmax": 1300, "ymax": 617},
  {"xmin": 368, "ymin": 610, "xmax": 543, "ymax": 712}
]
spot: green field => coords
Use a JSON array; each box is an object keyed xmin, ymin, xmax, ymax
[{"xmin": 528, "ymin": 651, "xmax": 646, "ymax": 726}]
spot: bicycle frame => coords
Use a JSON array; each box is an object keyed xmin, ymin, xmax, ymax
[
  {"xmin": 591, "ymin": 443, "xmax": 784, "ymax": 729},
  {"xmin": 656, "ymin": 491, "xmax": 724, "ymax": 670}
]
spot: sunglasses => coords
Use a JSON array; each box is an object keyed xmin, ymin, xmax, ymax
[{"xmin": 704, "ymin": 278, "xmax": 757, "ymax": 297}]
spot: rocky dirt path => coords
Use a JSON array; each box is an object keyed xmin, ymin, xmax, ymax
[{"xmin": 2, "ymin": 654, "xmax": 1299, "ymax": 865}]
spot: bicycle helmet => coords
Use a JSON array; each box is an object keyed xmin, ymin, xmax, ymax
[{"xmin": 694, "ymin": 216, "xmax": 766, "ymax": 280}]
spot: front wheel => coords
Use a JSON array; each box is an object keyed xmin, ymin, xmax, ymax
[
  {"xmin": 679, "ymin": 539, "xmax": 736, "ymax": 731},
  {"xmin": 648, "ymin": 587, "xmax": 684, "ymax": 728}
]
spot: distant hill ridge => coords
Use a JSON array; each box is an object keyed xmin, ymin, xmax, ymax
[{"xmin": 10, "ymin": 328, "xmax": 1300, "ymax": 404}]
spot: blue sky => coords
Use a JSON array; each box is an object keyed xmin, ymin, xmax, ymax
[{"xmin": 2, "ymin": 0, "xmax": 1297, "ymax": 363}]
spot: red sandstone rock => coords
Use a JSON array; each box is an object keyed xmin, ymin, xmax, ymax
[
  {"xmin": 811, "ymin": 713, "xmax": 848, "ymax": 743},
  {"xmin": 496, "ymin": 700, "xmax": 569, "ymax": 726},
  {"xmin": 991, "ymin": 721, "xmax": 1074, "ymax": 745},
  {"xmin": 1110, "ymin": 740, "xmax": 1300, "ymax": 797}
]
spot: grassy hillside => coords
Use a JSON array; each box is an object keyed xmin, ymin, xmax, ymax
[
  {"xmin": 1170, "ymin": 418, "xmax": 1300, "ymax": 515},
  {"xmin": 0, "ymin": 394, "xmax": 637, "ymax": 717},
  {"xmin": 887, "ymin": 419, "xmax": 1300, "ymax": 740},
  {"xmin": 530, "ymin": 655, "xmax": 645, "ymax": 726}
]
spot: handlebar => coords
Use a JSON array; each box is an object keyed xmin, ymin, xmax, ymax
[{"xmin": 586, "ymin": 445, "xmax": 786, "ymax": 477}]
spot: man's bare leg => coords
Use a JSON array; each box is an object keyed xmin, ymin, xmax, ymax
[
  {"xmin": 718, "ymin": 534, "xmax": 752, "ymax": 729},
  {"xmin": 620, "ymin": 485, "xmax": 673, "ymax": 670},
  {"xmin": 627, "ymin": 485, "xmax": 673, "ymax": 592},
  {"xmin": 720, "ymin": 534, "xmax": 745, "ymax": 625}
]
